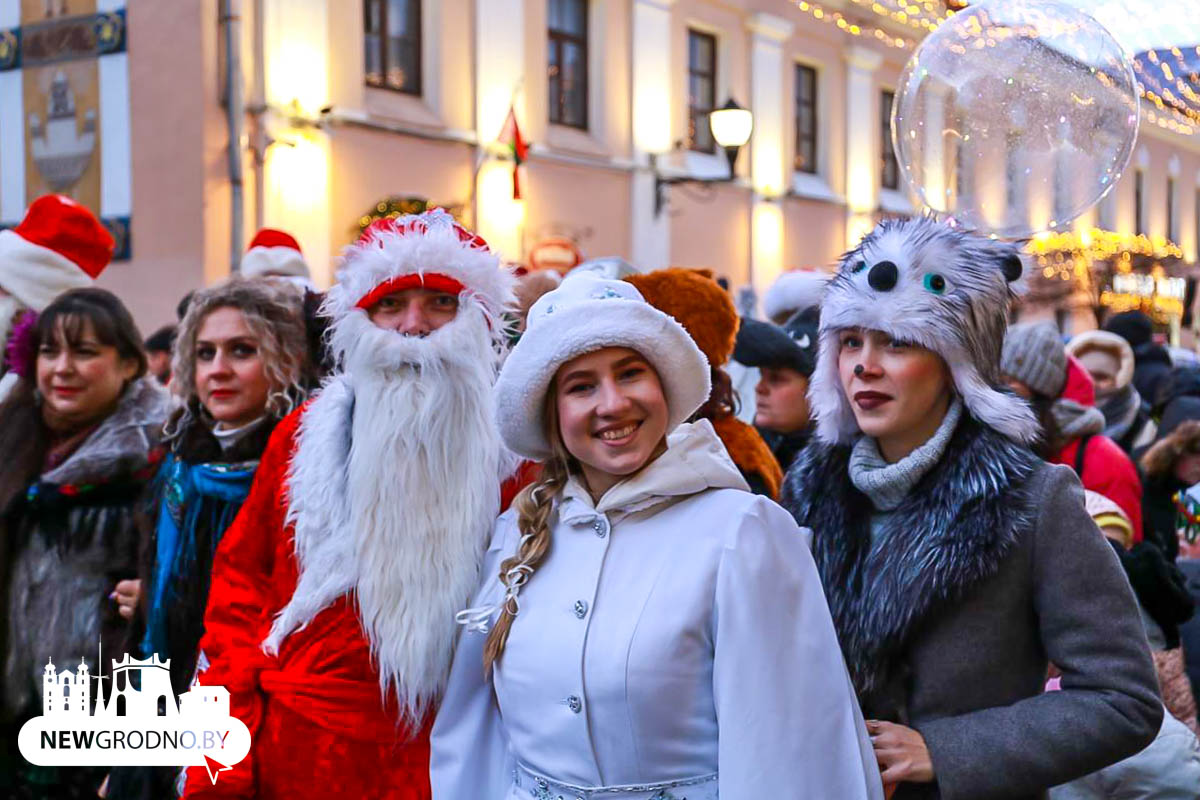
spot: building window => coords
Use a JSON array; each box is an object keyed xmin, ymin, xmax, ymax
[
  {"xmin": 364, "ymin": 0, "xmax": 421, "ymax": 95},
  {"xmin": 1134, "ymin": 170, "xmax": 1145, "ymax": 236},
  {"xmin": 687, "ymin": 29, "xmax": 717, "ymax": 153},
  {"xmin": 1167, "ymin": 177, "xmax": 1177, "ymax": 242},
  {"xmin": 548, "ymin": 0, "xmax": 588, "ymax": 129},
  {"xmin": 794, "ymin": 64, "xmax": 818, "ymax": 174},
  {"xmin": 880, "ymin": 90, "xmax": 898, "ymax": 191}
]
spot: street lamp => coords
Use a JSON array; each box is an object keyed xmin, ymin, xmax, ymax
[{"xmin": 655, "ymin": 98, "xmax": 753, "ymax": 216}]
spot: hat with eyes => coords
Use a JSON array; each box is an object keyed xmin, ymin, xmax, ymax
[{"xmin": 808, "ymin": 216, "xmax": 1037, "ymax": 445}]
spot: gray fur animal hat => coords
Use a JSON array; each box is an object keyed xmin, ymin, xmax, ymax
[{"xmin": 810, "ymin": 216, "xmax": 1038, "ymax": 445}]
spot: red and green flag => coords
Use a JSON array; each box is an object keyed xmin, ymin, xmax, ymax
[{"xmin": 498, "ymin": 104, "xmax": 529, "ymax": 200}]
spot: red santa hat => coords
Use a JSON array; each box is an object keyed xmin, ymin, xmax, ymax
[
  {"xmin": 0, "ymin": 194, "xmax": 115, "ymax": 311},
  {"xmin": 763, "ymin": 268, "xmax": 830, "ymax": 323},
  {"xmin": 240, "ymin": 228, "xmax": 312, "ymax": 280},
  {"xmin": 324, "ymin": 208, "xmax": 514, "ymax": 324}
]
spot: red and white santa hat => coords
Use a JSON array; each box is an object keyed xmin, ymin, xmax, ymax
[
  {"xmin": 0, "ymin": 194, "xmax": 115, "ymax": 311},
  {"xmin": 763, "ymin": 268, "xmax": 831, "ymax": 323},
  {"xmin": 240, "ymin": 228, "xmax": 312, "ymax": 280},
  {"xmin": 324, "ymin": 208, "xmax": 515, "ymax": 326}
]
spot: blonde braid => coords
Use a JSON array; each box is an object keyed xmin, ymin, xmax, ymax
[{"xmin": 482, "ymin": 392, "xmax": 571, "ymax": 673}]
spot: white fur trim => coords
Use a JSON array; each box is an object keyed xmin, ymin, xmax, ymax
[
  {"xmin": 267, "ymin": 308, "xmax": 507, "ymax": 723},
  {"xmin": 764, "ymin": 269, "xmax": 830, "ymax": 322},
  {"xmin": 323, "ymin": 210, "xmax": 516, "ymax": 326},
  {"xmin": 1066, "ymin": 329, "xmax": 1135, "ymax": 391},
  {"xmin": 0, "ymin": 229, "xmax": 92, "ymax": 310},
  {"xmin": 495, "ymin": 276, "xmax": 710, "ymax": 461},
  {"xmin": 240, "ymin": 245, "xmax": 310, "ymax": 279}
]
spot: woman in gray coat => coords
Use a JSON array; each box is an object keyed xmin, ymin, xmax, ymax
[{"xmin": 782, "ymin": 217, "xmax": 1162, "ymax": 800}]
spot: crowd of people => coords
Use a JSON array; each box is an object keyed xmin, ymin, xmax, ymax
[{"xmin": 0, "ymin": 194, "xmax": 1197, "ymax": 799}]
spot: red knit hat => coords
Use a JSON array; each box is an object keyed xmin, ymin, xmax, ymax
[
  {"xmin": 241, "ymin": 228, "xmax": 311, "ymax": 280},
  {"xmin": 0, "ymin": 195, "xmax": 115, "ymax": 311}
]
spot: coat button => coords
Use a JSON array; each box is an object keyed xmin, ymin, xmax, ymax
[
  {"xmin": 566, "ymin": 695, "xmax": 582, "ymax": 713},
  {"xmin": 573, "ymin": 600, "xmax": 588, "ymax": 618},
  {"xmin": 592, "ymin": 519, "xmax": 607, "ymax": 538}
]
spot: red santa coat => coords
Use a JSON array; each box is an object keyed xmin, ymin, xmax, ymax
[{"xmin": 183, "ymin": 406, "xmax": 534, "ymax": 799}]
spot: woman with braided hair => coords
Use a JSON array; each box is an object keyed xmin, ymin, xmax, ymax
[{"xmin": 431, "ymin": 275, "xmax": 881, "ymax": 799}]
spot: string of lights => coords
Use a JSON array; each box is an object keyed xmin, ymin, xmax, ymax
[
  {"xmin": 830, "ymin": 1, "xmax": 1200, "ymax": 136},
  {"xmin": 789, "ymin": 1, "xmax": 915, "ymax": 50}
]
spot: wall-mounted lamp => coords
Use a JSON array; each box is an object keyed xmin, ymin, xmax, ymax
[{"xmin": 654, "ymin": 98, "xmax": 753, "ymax": 216}]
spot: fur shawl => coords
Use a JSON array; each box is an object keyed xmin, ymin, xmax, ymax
[{"xmin": 783, "ymin": 413, "xmax": 1041, "ymax": 699}]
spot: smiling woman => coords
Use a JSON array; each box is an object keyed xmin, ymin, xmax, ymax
[
  {"xmin": 101, "ymin": 278, "xmax": 317, "ymax": 799},
  {"xmin": 432, "ymin": 275, "xmax": 884, "ymax": 800},
  {"xmin": 0, "ymin": 288, "xmax": 167, "ymax": 797}
]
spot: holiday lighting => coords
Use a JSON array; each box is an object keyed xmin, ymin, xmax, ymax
[
  {"xmin": 790, "ymin": 1, "xmax": 914, "ymax": 49},
  {"xmin": 1027, "ymin": 228, "xmax": 1186, "ymax": 319},
  {"xmin": 933, "ymin": 3, "xmax": 1198, "ymax": 133}
]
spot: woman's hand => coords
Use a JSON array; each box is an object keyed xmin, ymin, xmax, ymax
[
  {"xmin": 867, "ymin": 720, "xmax": 935, "ymax": 785},
  {"xmin": 111, "ymin": 579, "xmax": 141, "ymax": 621}
]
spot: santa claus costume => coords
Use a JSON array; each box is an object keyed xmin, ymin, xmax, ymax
[{"xmin": 183, "ymin": 210, "xmax": 527, "ymax": 799}]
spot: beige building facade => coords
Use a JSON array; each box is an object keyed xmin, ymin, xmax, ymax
[{"xmin": 1, "ymin": 0, "xmax": 1198, "ymax": 333}]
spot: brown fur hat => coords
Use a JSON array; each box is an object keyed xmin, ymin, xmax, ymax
[
  {"xmin": 625, "ymin": 268, "xmax": 737, "ymax": 367},
  {"xmin": 1141, "ymin": 419, "xmax": 1200, "ymax": 479}
]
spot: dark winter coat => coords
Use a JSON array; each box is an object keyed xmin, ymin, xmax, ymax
[
  {"xmin": 105, "ymin": 413, "xmax": 279, "ymax": 800},
  {"xmin": 783, "ymin": 413, "xmax": 1162, "ymax": 800},
  {"xmin": 1131, "ymin": 341, "xmax": 1173, "ymax": 409},
  {"xmin": 1, "ymin": 380, "xmax": 167, "ymax": 724},
  {"xmin": 1149, "ymin": 365, "xmax": 1200, "ymax": 443}
]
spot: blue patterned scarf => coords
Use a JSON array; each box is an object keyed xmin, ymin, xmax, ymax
[{"xmin": 141, "ymin": 453, "xmax": 257, "ymax": 661}]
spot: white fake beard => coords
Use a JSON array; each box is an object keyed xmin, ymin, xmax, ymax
[{"xmin": 340, "ymin": 308, "xmax": 505, "ymax": 723}]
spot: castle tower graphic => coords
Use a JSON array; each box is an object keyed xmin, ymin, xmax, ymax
[
  {"xmin": 100, "ymin": 653, "xmax": 178, "ymax": 717},
  {"xmin": 43, "ymin": 658, "xmax": 91, "ymax": 716},
  {"xmin": 179, "ymin": 683, "xmax": 230, "ymax": 718}
]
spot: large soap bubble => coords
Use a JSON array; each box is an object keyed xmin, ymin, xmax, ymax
[{"xmin": 893, "ymin": 0, "xmax": 1139, "ymax": 239}]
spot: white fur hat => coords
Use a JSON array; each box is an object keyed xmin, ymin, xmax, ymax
[
  {"xmin": 764, "ymin": 269, "xmax": 830, "ymax": 322},
  {"xmin": 323, "ymin": 208, "xmax": 514, "ymax": 328},
  {"xmin": 1066, "ymin": 329, "xmax": 1136, "ymax": 392},
  {"xmin": 809, "ymin": 216, "xmax": 1038, "ymax": 446},
  {"xmin": 495, "ymin": 276, "xmax": 710, "ymax": 460}
]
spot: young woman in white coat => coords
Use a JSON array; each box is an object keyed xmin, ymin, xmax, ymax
[{"xmin": 431, "ymin": 275, "xmax": 883, "ymax": 799}]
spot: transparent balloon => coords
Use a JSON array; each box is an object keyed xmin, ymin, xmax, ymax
[{"xmin": 892, "ymin": 0, "xmax": 1139, "ymax": 239}]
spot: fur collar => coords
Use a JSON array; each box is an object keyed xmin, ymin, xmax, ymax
[
  {"xmin": 784, "ymin": 413, "xmax": 1040, "ymax": 699},
  {"xmin": 42, "ymin": 379, "xmax": 168, "ymax": 485}
]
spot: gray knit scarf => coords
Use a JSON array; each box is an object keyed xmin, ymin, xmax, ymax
[
  {"xmin": 848, "ymin": 398, "xmax": 963, "ymax": 511},
  {"xmin": 1097, "ymin": 384, "xmax": 1142, "ymax": 443}
]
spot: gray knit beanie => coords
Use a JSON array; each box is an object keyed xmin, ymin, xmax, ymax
[{"xmin": 1001, "ymin": 322, "xmax": 1068, "ymax": 398}]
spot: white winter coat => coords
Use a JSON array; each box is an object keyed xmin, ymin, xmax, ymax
[{"xmin": 430, "ymin": 420, "xmax": 883, "ymax": 799}]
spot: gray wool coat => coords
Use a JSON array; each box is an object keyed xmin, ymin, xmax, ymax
[{"xmin": 783, "ymin": 414, "xmax": 1163, "ymax": 800}]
